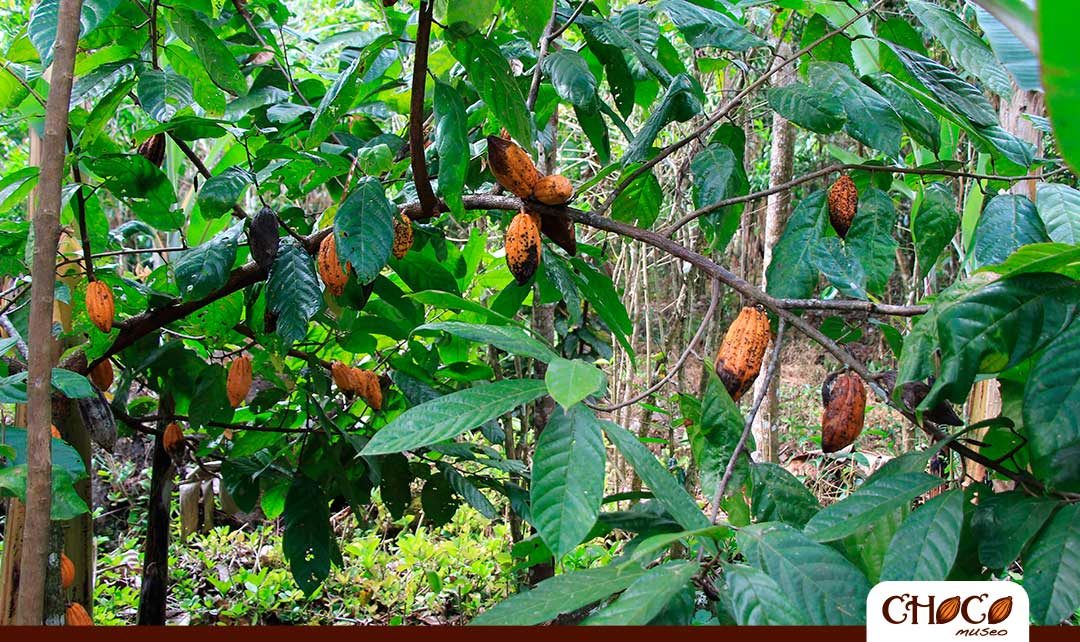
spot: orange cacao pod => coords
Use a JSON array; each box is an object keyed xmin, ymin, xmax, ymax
[
  {"xmin": 354, "ymin": 369, "xmax": 382, "ymax": 410},
  {"xmin": 66, "ymin": 602, "xmax": 92, "ymax": 626},
  {"xmin": 392, "ymin": 213, "xmax": 414, "ymax": 260},
  {"xmin": 163, "ymin": 422, "xmax": 185, "ymax": 458},
  {"xmin": 51, "ymin": 425, "xmax": 61, "ymax": 439},
  {"xmin": 821, "ymin": 371, "xmax": 867, "ymax": 453},
  {"xmin": 539, "ymin": 210, "xmax": 577, "ymax": 256},
  {"xmin": 533, "ymin": 174, "xmax": 574, "ymax": 205},
  {"xmin": 85, "ymin": 280, "xmax": 115, "ymax": 333},
  {"xmin": 137, "ymin": 133, "xmax": 166, "ymax": 168},
  {"xmin": 935, "ymin": 596, "xmax": 961, "ymax": 624},
  {"xmin": 331, "ymin": 361, "xmax": 360, "ymax": 393},
  {"xmin": 487, "ymin": 135, "xmax": 541, "ymax": 199},
  {"xmin": 89, "ymin": 359, "xmax": 113, "ymax": 391},
  {"xmin": 226, "ymin": 355, "xmax": 253, "ymax": 408},
  {"xmin": 317, "ymin": 234, "xmax": 349, "ymax": 296},
  {"xmin": 987, "ymin": 596, "xmax": 1013, "ymax": 624},
  {"xmin": 827, "ymin": 175, "xmax": 858, "ymax": 239},
  {"xmin": 505, "ymin": 210, "xmax": 542, "ymax": 285},
  {"xmin": 714, "ymin": 306, "xmax": 771, "ymax": 402},
  {"xmin": 60, "ymin": 553, "xmax": 75, "ymax": 589}
]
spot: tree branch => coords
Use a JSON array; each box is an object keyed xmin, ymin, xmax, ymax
[{"xmin": 409, "ymin": 1, "xmax": 440, "ymax": 219}]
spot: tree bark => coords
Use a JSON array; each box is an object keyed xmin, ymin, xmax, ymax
[
  {"xmin": 15, "ymin": 0, "xmax": 83, "ymax": 624},
  {"xmin": 137, "ymin": 399, "xmax": 176, "ymax": 624}
]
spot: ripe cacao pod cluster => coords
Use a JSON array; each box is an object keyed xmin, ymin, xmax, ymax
[
  {"xmin": 137, "ymin": 133, "xmax": 166, "ymax": 168},
  {"xmin": 392, "ymin": 213, "xmax": 414, "ymax": 260},
  {"xmin": 249, "ymin": 206, "xmax": 280, "ymax": 270},
  {"xmin": 90, "ymin": 359, "xmax": 113, "ymax": 391},
  {"xmin": 226, "ymin": 355, "xmax": 253, "ymax": 408},
  {"xmin": 66, "ymin": 602, "xmax": 92, "ymax": 626},
  {"xmin": 163, "ymin": 422, "xmax": 185, "ymax": 459},
  {"xmin": 505, "ymin": 210, "xmax": 542, "ymax": 285},
  {"xmin": 827, "ymin": 174, "xmax": 858, "ymax": 239},
  {"xmin": 820, "ymin": 371, "xmax": 866, "ymax": 453},
  {"xmin": 714, "ymin": 306, "xmax": 771, "ymax": 402},
  {"xmin": 85, "ymin": 280, "xmax": 115, "ymax": 333},
  {"xmin": 60, "ymin": 553, "xmax": 75, "ymax": 589},
  {"xmin": 317, "ymin": 234, "xmax": 351, "ymax": 296},
  {"xmin": 330, "ymin": 361, "xmax": 382, "ymax": 410}
]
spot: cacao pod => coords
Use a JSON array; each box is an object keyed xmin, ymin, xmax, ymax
[
  {"xmin": 249, "ymin": 207, "xmax": 280, "ymax": 271},
  {"xmin": 226, "ymin": 355, "xmax": 253, "ymax": 408},
  {"xmin": 877, "ymin": 370, "xmax": 962, "ymax": 426},
  {"xmin": 354, "ymin": 369, "xmax": 382, "ymax": 411},
  {"xmin": 821, "ymin": 371, "xmax": 866, "ymax": 453},
  {"xmin": 714, "ymin": 306, "xmax": 771, "ymax": 402},
  {"xmin": 392, "ymin": 213, "xmax": 414, "ymax": 260},
  {"xmin": 163, "ymin": 423, "xmax": 185, "ymax": 458},
  {"xmin": 987, "ymin": 596, "xmax": 1013, "ymax": 624},
  {"xmin": 60, "ymin": 553, "xmax": 75, "ymax": 589},
  {"xmin": 66, "ymin": 602, "xmax": 92, "ymax": 626},
  {"xmin": 263, "ymin": 309, "xmax": 278, "ymax": 334},
  {"xmin": 505, "ymin": 210, "xmax": 542, "ymax": 285},
  {"xmin": 827, "ymin": 174, "xmax": 858, "ymax": 239},
  {"xmin": 137, "ymin": 133, "xmax": 166, "ymax": 168},
  {"xmin": 51, "ymin": 425, "xmax": 61, "ymax": 439},
  {"xmin": 487, "ymin": 135, "xmax": 541, "ymax": 199},
  {"xmin": 89, "ymin": 359, "xmax": 113, "ymax": 391},
  {"xmin": 539, "ymin": 210, "xmax": 577, "ymax": 255},
  {"xmin": 533, "ymin": 174, "xmax": 574, "ymax": 205},
  {"xmin": 935, "ymin": 596, "xmax": 961, "ymax": 624},
  {"xmin": 85, "ymin": 280, "xmax": 115, "ymax": 333},
  {"xmin": 317, "ymin": 234, "xmax": 350, "ymax": 296},
  {"xmin": 331, "ymin": 361, "xmax": 360, "ymax": 393}
]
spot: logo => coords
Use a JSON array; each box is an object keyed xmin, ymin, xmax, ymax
[{"xmin": 867, "ymin": 581, "xmax": 1029, "ymax": 641}]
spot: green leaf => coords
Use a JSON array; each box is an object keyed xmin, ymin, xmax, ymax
[
  {"xmin": 446, "ymin": 24, "xmax": 534, "ymax": 148},
  {"xmin": 907, "ymin": 0, "xmax": 1012, "ymax": 97},
  {"xmin": 912, "ymin": 182, "xmax": 959, "ymax": 277},
  {"xmin": 0, "ymin": 427, "xmax": 88, "ymax": 479},
  {"xmin": 983, "ymin": 242, "xmax": 1080, "ymax": 280},
  {"xmin": 416, "ymin": 322, "xmax": 557, "ymax": 362},
  {"xmin": 863, "ymin": 73, "xmax": 941, "ymax": 152},
  {"xmin": 766, "ymin": 83, "xmax": 845, "ymax": 134},
  {"xmin": 267, "ymin": 239, "xmax": 322, "ymax": 342},
  {"xmin": 623, "ymin": 74, "xmax": 700, "ymax": 165},
  {"xmin": 889, "ymin": 44, "xmax": 998, "ymax": 128},
  {"xmin": 1025, "ymin": 504, "xmax": 1080, "ymax": 624},
  {"xmin": 737, "ymin": 522, "xmax": 870, "ymax": 624},
  {"xmin": 169, "ymin": 8, "xmax": 246, "ymax": 95},
  {"xmin": 305, "ymin": 56, "xmax": 363, "ymax": 148},
  {"xmin": 974, "ymin": 5, "xmax": 1039, "ymax": 92},
  {"xmin": 1039, "ymin": 0, "xmax": 1080, "ymax": 175},
  {"xmin": 846, "ymin": 188, "xmax": 897, "ymax": 296},
  {"xmin": 689, "ymin": 374, "xmax": 745, "ymax": 497},
  {"xmin": 803, "ymin": 472, "xmax": 944, "ymax": 542},
  {"xmin": 810, "ymin": 236, "xmax": 867, "ymax": 300},
  {"xmin": 470, "ymin": 561, "xmax": 648, "ymax": 625},
  {"xmin": 1023, "ymin": 318, "xmax": 1080, "ymax": 491},
  {"xmin": 49, "ymin": 468, "xmax": 90, "ymax": 520},
  {"xmin": 766, "ymin": 191, "xmax": 828, "ymax": 299},
  {"xmin": 282, "ymin": 475, "xmax": 334, "ymax": 595},
  {"xmin": 362, "ymin": 379, "xmax": 549, "ymax": 455},
  {"xmin": 806, "ymin": 62, "xmax": 902, "ymax": 157},
  {"xmin": 197, "ymin": 167, "xmax": 252, "ymax": 219},
  {"xmin": 725, "ymin": 564, "xmax": 804, "ymax": 625},
  {"xmin": 421, "ymin": 474, "xmax": 458, "ymax": 527},
  {"xmin": 136, "ymin": 69, "xmax": 194, "ymax": 122},
  {"xmin": 880, "ymin": 490, "xmax": 964, "ymax": 581},
  {"xmin": 750, "ymin": 463, "xmax": 820, "ymax": 528},
  {"xmin": 28, "ymin": 0, "xmax": 121, "ymax": 66},
  {"xmin": 1035, "ymin": 183, "xmax": 1080, "ymax": 244},
  {"xmin": 610, "ymin": 167, "xmax": 662, "ymax": 228},
  {"xmin": 690, "ymin": 143, "xmax": 736, "ymax": 210},
  {"xmin": 583, "ymin": 560, "xmax": 699, "ymax": 625},
  {"xmin": 174, "ymin": 226, "xmax": 239, "ymax": 301},
  {"xmin": 50, "ymin": 368, "xmax": 96, "ymax": 399},
  {"xmin": 531, "ymin": 405, "xmax": 606, "ymax": 558},
  {"xmin": 657, "ymin": 0, "xmax": 764, "ymax": 51},
  {"xmin": 509, "ymin": 0, "xmax": 553, "ymax": 42},
  {"xmin": 971, "ymin": 491, "xmax": 1060, "ymax": 569},
  {"xmin": 545, "ymin": 359, "xmax": 605, "ymax": 410},
  {"xmin": 542, "ymin": 49, "xmax": 598, "ymax": 110},
  {"xmin": 433, "ymin": 81, "xmax": 468, "ymax": 218},
  {"xmin": 569, "ymin": 257, "xmax": 634, "ymax": 357},
  {"xmin": 971, "ymin": 194, "xmax": 1049, "ymax": 268},
  {"xmin": 335, "ymin": 177, "xmax": 395, "ymax": 284},
  {"xmin": 437, "ymin": 463, "xmax": 497, "ymax": 519},
  {"xmin": 601, "ymin": 421, "xmax": 710, "ymax": 530}
]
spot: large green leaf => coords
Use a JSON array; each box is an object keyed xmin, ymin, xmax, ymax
[
  {"xmin": 690, "ymin": 143, "xmax": 736, "ymax": 210},
  {"xmin": 602, "ymin": 421, "xmax": 710, "ymax": 530},
  {"xmin": 1035, "ymin": 183, "xmax": 1080, "ymax": 245},
  {"xmin": 803, "ymin": 472, "xmax": 944, "ymax": 542},
  {"xmin": 173, "ymin": 225, "xmax": 239, "ymax": 301},
  {"xmin": 28, "ymin": 0, "xmax": 121, "ymax": 66},
  {"xmin": 433, "ymin": 81, "xmax": 468, "ymax": 218},
  {"xmin": 725, "ymin": 564, "xmax": 804, "ymax": 625},
  {"xmin": 1023, "ymin": 318, "xmax": 1080, "ymax": 491},
  {"xmin": 846, "ymin": 187, "xmax": 897, "ymax": 296},
  {"xmin": 266, "ymin": 238, "xmax": 323, "ymax": 342},
  {"xmin": 583, "ymin": 560, "xmax": 699, "ymax": 625},
  {"xmin": 305, "ymin": 56, "xmax": 363, "ymax": 148},
  {"xmin": 974, "ymin": 5, "xmax": 1040, "ymax": 91},
  {"xmin": 766, "ymin": 191, "xmax": 828, "ymax": 299},
  {"xmin": 136, "ymin": 69, "xmax": 194, "ymax": 122},
  {"xmin": 983, "ymin": 243, "xmax": 1080, "ymax": 280},
  {"xmin": 335, "ymin": 177, "xmax": 395, "ymax": 284},
  {"xmin": 196, "ymin": 166, "xmax": 252, "ymax": 218},
  {"xmin": 971, "ymin": 194, "xmax": 1049, "ymax": 268},
  {"xmin": 531, "ymin": 405, "xmax": 606, "ymax": 558},
  {"xmin": 880, "ymin": 490, "xmax": 963, "ymax": 581},
  {"xmin": 470, "ymin": 561, "xmax": 648, "ymax": 625},
  {"xmin": 737, "ymin": 522, "xmax": 870, "ymax": 624},
  {"xmin": 971, "ymin": 491, "xmax": 1060, "ymax": 569},
  {"xmin": 810, "ymin": 236, "xmax": 867, "ymax": 300},
  {"xmin": 657, "ymin": 0, "xmax": 764, "ymax": 51},
  {"xmin": 169, "ymin": 8, "xmax": 246, "ymax": 95},
  {"xmin": 1025, "ymin": 504, "xmax": 1080, "ymax": 625},
  {"xmin": 750, "ymin": 463, "xmax": 820, "ymax": 528},
  {"xmin": 569, "ymin": 257, "xmax": 634, "ymax": 357},
  {"xmin": 1040, "ymin": 0, "xmax": 1080, "ymax": 175},
  {"xmin": 0, "ymin": 427, "xmax": 88, "ymax": 479},
  {"xmin": 508, "ymin": 0, "xmax": 553, "ymax": 42},
  {"xmin": 889, "ymin": 44, "xmax": 998, "ymax": 127},
  {"xmin": 806, "ymin": 62, "xmax": 902, "ymax": 157},
  {"xmin": 766, "ymin": 83, "xmax": 845, "ymax": 134},
  {"xmin": 622, "ymin": 74, "xmax": 700, "ymax": 165},
  {"xmin": 415, "ymin": 322, "xmax": 557, "ymax": 362},
  {"xmin": 912, "ymin": 182, "xmax": 959, "ymax": 277},
  {"xmin": 362, "ymin": 379, "xmax": 549, "ymax": 455},
  {"xmin": 89, "ymin": 154, "xmax": 181, "ymax": 229},
  {"xmin": 908, "ymin": 0, "xmax": 1012, "ymax": 97},
  {"xmin": 610, "ymin": 166, "xmax": 662, "ymax": 228},
  {"xmin": 688, "ymin": 374, "xmax": 745, "ymax": 497},
  {"xmin": 542, "ymin": 49, "xmax": 598, "ymax": 110},
  {"xmin": 863, "ymin": 73, "xmax": 941, "ymax": 152},
  {"xmin": 282, "ymin": 475, "xmax": 335, "ymax": 595},
  {"xmin": 545, "ymin": 358, "xmax": 605, "ymax": 410}
]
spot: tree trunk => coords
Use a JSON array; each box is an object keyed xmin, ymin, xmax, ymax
[
  {"xmin": 137, "ymin": 400, "xmax": 176, "ymax": 625},
  {"xmin": 750, "ymin": 41, "xmax": 796, "ymax": 464}
]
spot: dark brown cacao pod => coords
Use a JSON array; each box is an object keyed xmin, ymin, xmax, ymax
[
  {"xmin": 249, "ymin": 207, "xmax": 280, "ymax": 271},
  {"xmin": 539, "ymin": 210, "xmax": 576, "ymax": 256},
  {"xmin": 137, "ymin": 133, "xmax": 166, "ymax": 168},
  {"xmin": 714, "ymin": 306, "xmax": 771, "ymax": 402}
]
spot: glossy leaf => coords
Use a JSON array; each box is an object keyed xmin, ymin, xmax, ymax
[
  {"xmin": 690, "ymin": 143, "xmax": 736, "ymax": 210},
  {"xmin": 545, "ymin": 358, "xmax": 605, "ymax": 410},
  {"xmin": 417, "ymin": 322, "xmax": 557, "ymax": 362},
  {"xmin": 1035, "ymin": 182, "xmax": 1080, "ymax": 244},
  {"xmin": 447, "ymin": 24, "xmax": 533, "ymax": 148},
  {"xmin": 1025, "ymin": 504, "xmax": 1080, "ymax": 625},
  {"xmin": 971, "ymin": 194, "xmax": 1049, "ymax": 268},
  {"xmin": 806, "ymin": 62, "xmax": 902, "ymax": 157},
  {"xmin": 725, "ymin": 564, "xmax": 804, "ymax": 625},
  {"xmin": 169, "ymin": 8, "xmax": 246, "ymax": 95},
  {"xmin": 908, "ymin": 0, "xmax": 1012, "ymax": 97},
  {"xmin": 766, "ymin": 83, "xmax": 845, "ymax": 134},
  {"xmin": 766, "ymin": 191, "xmax": 828, "ymax": 299},
  {"xmin": 657, "ymin": 0, "xmax": 764, "ymax": 51},
  {"xmin": 335, "ymin": 177, "xmax": 395, "ymax": 284},
  {"xmin": 196, "ymin": 167, "xmax": 252, "ymax": 218},
  {"xmin": 880, "ymin": 490, "xmax": 964, "ymax": 581},
  {"xmin": 623, "ymin": 74, "xmax": 700, "ymax": 165},
  {"xmin": 266, "ymin": 239, "xmax": 323, "ymax": 343},
  {"xmin": 282, "ymin": 475, "xmax": 334, "ymax": 595},
  {"xmin": 1024, "ymin": 319, "xmax": 1080, "ymax": 491},
  {"xmin": 810, "ymin": 236, "xmax": 867, "ymax": 300},
  {"xmin": 912, "ymin": 182, "xmax": 959, "ymax": 277},
  {"xmin": 1040, "ymin": 0, "xmax": 1080, "ymax": 175},
  {"xmin": 889, "ymin": 44, "xmax": 998, "ymax": 127},
  {"xmin": 137, "ymin": 69, "xmax": 194, "ymax": 122},
  {"xmin": 583, "ymin": 561, "xmax": 699, "ymax": 625},
  {"xmin": 173, "ymin": 225, "xmax": 239, "ymax": 301},
  {"xmin": 972, "ymin": 491, "xmax": 1060, "ymax": 569},
  {"xmin": 542, "ymin": 49, "xmax": 598, "ymax": 110},
  {"xmin": 750, "ymin": 463, "xmax": 820, "ymax": 528},
  {"xmin": 433, "ymin": 81, "xmax": 468, "ymax": 218},
  {"xmin": 803, "ymin": 472, "xmax": 944, "ymax": 542},
  {"xmin": 846, "ymin": 187, "xmax": 897, "ymax": 296}
]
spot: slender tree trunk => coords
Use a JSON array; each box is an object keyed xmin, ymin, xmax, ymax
[
  {"xmin": 138, "ymin": 400, "xmax": 175, "ymax": 624},
  {"xmin": 750, "ymin": 42, "xmax": 796, "ymax": 464},
  {"xmin": 15, "ymin": 0, "xmax": 83, "ymax": 623}
]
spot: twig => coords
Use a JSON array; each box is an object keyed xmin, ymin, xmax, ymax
[
  {"xmin": 66, "ymin": 130, "xmax": 93, "ymax": 280},
  {"xmin": 409, "ymin": 0, "xmax": 440, "ymax": 218},
  {"xmin": 526, "ymin": 3, "xmax": 560, "ymax": 111},
  {"xmin": 549, "ymin": 0, "xmax": 588, "ymax": 40},
  {"xmin": 0, "ymin": 313, "xmax": 29, "ymax": 360}
]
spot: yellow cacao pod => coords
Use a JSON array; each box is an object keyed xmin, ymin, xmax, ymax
[
  {"xmin": 505, "ymin": 211, "xmax": 542, "ymax": 285},
  {"xmin": 86, "ymin": 280, "xmax": 115, "ymax": 333},
  {"xmin": 487, "ymin": 135, "xmax": 541, "ymax": 199},
  {"xmin": 354, "ymin": 369, "xmax": 382, "ymax": 411},
  {"xmin": 60, "ymin": 553, "xmax": 75, "ymax": 589},
  {"xmin": 820, "ymin": 371, "xmax": 866, "ymax": 453},
  {"xmin": 392, "ymin": 213, "xmax": 414, "ymax": 260},
  {"xmin": 89, "ymin": 359, "xmax": 113, "ymax": 391},
  {"xmin": 533, "ymin": 174, "xmax": 574, "ymax": 205},
  {"xmin": 226, "ymin": 355, "xmax": 253, "ymax": 408},
  {"xmin": 714, "ymin": 306, "xmax": 771, "ymax": 402},
  {"xmin": 317, "ymin": 234, "xmax": 349, "ymax": 296},
  {"xmin": 163, "ymin": 422, "xmax": 185, "ymax": 458},
  {"xmin": 66, "ymin": 602, "xmax": 92, "ymax": 626},
  {"xmin": 827, "ymin": 174, "xmax": 858, "ymax": 239}
]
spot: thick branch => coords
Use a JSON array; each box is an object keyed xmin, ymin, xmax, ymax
[{"xmin": 409, "ymin": 1, "xmax": 440, "ymax": 218}]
